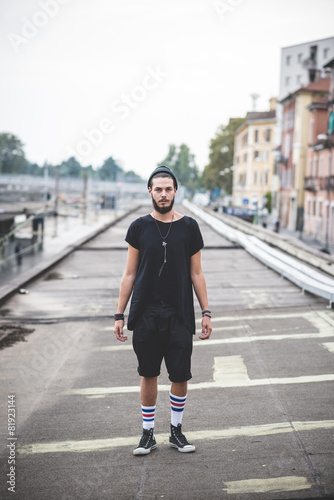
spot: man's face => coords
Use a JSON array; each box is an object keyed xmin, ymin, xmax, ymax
[{"xmin": 149, "ymin": 176, "xmax": 176, "ymax": 214}]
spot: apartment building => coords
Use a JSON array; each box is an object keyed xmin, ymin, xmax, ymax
[
  {"xmin": 303, "ymin": 77, "xmax": 334, "ymax": 245},
  {"xmin": 232, "ymin": 99, "xmax": 276, "ymax": 214}
]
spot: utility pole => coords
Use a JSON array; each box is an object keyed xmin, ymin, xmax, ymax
[
  {"xmin": 53, "ymin": 165, "xmax": 59, "ymax": 238},
  {"xmin": 82, "ymin": 172, "xmax": 88, "ymax": 224}
]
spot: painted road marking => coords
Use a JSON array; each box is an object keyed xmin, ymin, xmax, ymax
[
  {"xmin": 323, "ymin": 342, "xmax": 334, "ymax": 354},
  {"xmin": 93, "ymin": 329, "xmax": 334, "ymax": 352},
  {"xmin": 194, "ymin": 310, "xmax": 334, "ymax": 325},
  {"xmin": 62, "ymin": 355, "xmax": 334, "ymax": 396},
  {"xmin": 19, "ymin": 420, "xmax": 334, "ymax": 455},
  {"xmin": 223, "ymin": 476, "xmax": 312, "ymax": 494}
]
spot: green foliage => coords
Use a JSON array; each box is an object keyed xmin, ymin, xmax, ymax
[
  {"xmin": 124, "ymin": 170, "xmax": 143, "ymax": 183},
  {"xmin": 202, "ymin": 118, "xmax": 245, "ymax": 193},
  {"xmin": 0, "ymin": 132, "xmax": 27, "ymax": 174},
  {"xmin": 59, "ymin": 157, "xmax": 83, "ymax": 177},
  {"xmin": 159, "ymin": 143, "xmax": 199, "ymax": 192},
  {"xmin": 264, "ymin": 191, "xmax": 272, "ymax": 214},
  {"xmin": 97, "ymin": 156, "xmax": 123, "ymax": 181},
  {"xmin": 26, "ymin": 162, "xmax": 43, "ymax": 176}
]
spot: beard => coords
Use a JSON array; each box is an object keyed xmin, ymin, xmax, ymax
[{"xmin": 152, "ymin": 196, "xmax": 175, "ymax": 214}]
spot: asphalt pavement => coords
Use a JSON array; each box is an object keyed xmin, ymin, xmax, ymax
[{"xmin": 0, "ymin": 205, "xmax": 334, "ymax": 500}]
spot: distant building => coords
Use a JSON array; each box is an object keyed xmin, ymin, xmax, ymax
[
  {"xmin": 279, "ymin": 77, "xmax": 331, "ymax": 231},
  {"xmin": 232, "ymin": 99, "xmax": 276, "ymax": 216},
  {"xmin": 303, "ymin": 77, "xmax": 334, "ymax": 245},
  {"xmin": 279, "ymin": 37, "xmax": 334, "ymax": 102},
  {"xmin": 276, "ymin": 37, "xmax": 334, "ymax": 166}
]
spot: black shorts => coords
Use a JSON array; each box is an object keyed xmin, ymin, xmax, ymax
[{"xmin": 132, "ymin": 300, "xmax": 193, "ymax": 383}]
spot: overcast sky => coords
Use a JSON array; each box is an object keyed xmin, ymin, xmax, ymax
[{"xmin": 1, "ymin": 0, "xmax": 334, "ymax": 180}]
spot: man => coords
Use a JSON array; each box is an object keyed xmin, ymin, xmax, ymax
[{"xmin": 114, "ymin": 165, "xmax": 212, "ymax": 456}]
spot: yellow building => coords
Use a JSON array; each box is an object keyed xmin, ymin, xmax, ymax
[{"xmin": 232, "ymin": 100, "xmax": 277, "ymax": 218}]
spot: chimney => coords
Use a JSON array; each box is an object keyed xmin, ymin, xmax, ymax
[{"xmin": 269, "ymin": 97, "xmax": 277, "ymax": 111}]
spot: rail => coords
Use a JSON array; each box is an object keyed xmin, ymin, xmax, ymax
[{"xmin": 183, "ymin": 200, "xmax": 334, "ymax": 308}]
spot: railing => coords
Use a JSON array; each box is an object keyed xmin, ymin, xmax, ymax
[{"xmin": 305, "ymin": 176, "xmax": 334, "ymax": 192}]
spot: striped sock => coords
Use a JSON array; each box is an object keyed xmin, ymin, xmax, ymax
[
  {"xmin": 170, "ymin": 393, "xmax": 187, "ymax": 427},
  {"xmin": 142, "ymin": 405, "xmax": 156, "ymax": 430}
]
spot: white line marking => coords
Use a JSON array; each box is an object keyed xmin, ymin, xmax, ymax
[
  {"xmin": 62, "ymin": 355, "xmax": 334, "ymax": 396},
  {"xmin": 223, "ymin": 476, "xmax": 312, "ymax": 494},
  {"xmin": 214, "ymin": 355, "xmax": 250, "ymax": 384},
  {"xmin": 93, "ymin": 330, "xmax": 334, "ymax": 352},
  {"xmin": 19, "ymin": 420, "xmax": 334, "ymax": 456},
  {"xmin": 322, "ymin": 342, "xmax": 334, "ymax": 354}
]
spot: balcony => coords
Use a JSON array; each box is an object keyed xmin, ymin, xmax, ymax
[{"xmin": 304, "ymin": 176, "xmax": 334, "ymax": 192}]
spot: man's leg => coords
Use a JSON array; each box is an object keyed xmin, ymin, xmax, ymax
[
  {"xmin": 169, "ymin": 380, "xmax": 195, "ymax": 453},
  {"xmin": 142, "ymin": 376, "xmax": 158, "ymax": 406},
  {"xmin": 133, "ymin": 376, "xmax": 158, "ymax": 456},
  {"xmin": 170, "ymin": 381, "xmax": 187, "ymax": 427},
  {"xmin": 171, "ymin": 381, "xmax": 187, "ymax": 397}
]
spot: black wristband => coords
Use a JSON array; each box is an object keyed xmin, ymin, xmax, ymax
[{"xmin": 114, "ymin": 313, "xmax": 125, "ymax": 321}]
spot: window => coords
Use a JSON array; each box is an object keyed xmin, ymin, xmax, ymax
[
  {"xmin": 264, "ymin": 169, "xmax": 268, "ymax": 185},
  {"xmin": 313, "ymin": 156, "xmax": 318, "ymax": 177},
  {"xmin": 265, "ymin": 150, "xmax": 269, "ymax": 161},
  {"xmin": 265, "ymin": 128, "xmax": 271, "ymax": 142},
  {"xmin": 318, "ymin": 201, "xmax": 322, "ymax": 217},
  {"xmin": 254, "ymin": 129, "xmax": 259, "ymax": 143},
  {"xmin": 307, "ymin": 157, "xmax": 312, "ymax": 176},
  {"xmin": 298, "ymin": 53, "xmax": 303, "ymax": 63},
  {"xmin": 286, "ymin": 55, "xmax": 291, "ymax": 66},
  {"xmin": 324, "ymin": 48, "xmax": 329, "ymax": 60},
  {"xmin": 254, "ymin": 150, "xmax": 259, "ymax": 159},
  {"xmin": 296, "ymin": 75, "xmax": 301, "ymax": 85},
  {"xmin": 285, "ymin": 76, "xmax": 290, "ymax": 86},
  {"xmin": 313, "ymin": 200, "xmax": 316, "ymax": 216},
  {"xmin": 241, "ymin": 133, "xmax": 248, "ymax": 147},
  {"xmin": 254, "ymin": 170, "xmax": 258, "ymax": 185},
  {"xmin": 319, "ymin": 155, "xmax": 324, "ymax": 177},
  {"xmin": 310, "ymin": 45, "xmax": 317, "ymax": 62}
]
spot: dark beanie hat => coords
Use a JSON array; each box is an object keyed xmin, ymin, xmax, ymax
[{"xmin": 147, "ymin": 165, "xmax": 178, "ymax": 190}]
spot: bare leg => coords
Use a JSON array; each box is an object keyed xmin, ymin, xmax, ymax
[
  {"xmin": 171, "ymin": 381, "xmax": 187, "ymax": 397},
  {"xmin": 141, "ymin": 376, "xmax": 158, "ymax": 406}
]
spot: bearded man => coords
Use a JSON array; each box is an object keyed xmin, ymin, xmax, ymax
[{"xmin": 114, "ymin": 165, "xmax": 212, "ymax": 455}]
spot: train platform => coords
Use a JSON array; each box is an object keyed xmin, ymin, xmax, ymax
[{"xmin": 0, "ymin": 205, "xmax": 334, "ymax": 499}]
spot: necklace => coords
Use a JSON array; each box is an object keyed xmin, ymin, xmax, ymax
[{"xmin": 153, "ymin": 211, "xmax": 174, "ymax": 276}]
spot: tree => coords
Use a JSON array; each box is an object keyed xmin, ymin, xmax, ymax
[
  {"xmin": 159, "ymin": 143, "xmax": 199, "ymax": 192},
  {"xmin": 202, "ymin": 118, "xmax": 245, "ymax": 193},
  {"xmin": 59, "ymin": 157, "xmax": 83, "ymax": 177},
  {"xmin": 97, "ymin": 156, "xmax": 123, "ymax": 181},
  {"xmin": 26, "ymin": 162, "xmax": 43, "ymax": 176},
  {"xmin": 124, "ymin": 170, "xmax": 143, "ymax": 183},
  {"xmin": 0, "ymin": 132, "xmax": 27, "ymax": 174}
]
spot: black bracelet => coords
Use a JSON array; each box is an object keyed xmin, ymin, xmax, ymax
[
  {"xmin": 114, "ymin": 313, "xmax": 125, "ymax": 321},
  {"xmin": 202, "ymin": 309, "xmax": 211, "ymax": 315}
]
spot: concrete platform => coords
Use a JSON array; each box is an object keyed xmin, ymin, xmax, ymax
[{"xmin": 0, "ymin": 205, "xmax": 333, "ymax": 499}]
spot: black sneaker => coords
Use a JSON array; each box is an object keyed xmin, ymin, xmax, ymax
[
  {"xmin": 133, "ymin": 428, "xmax": 157, "ymax": 456},
  {"xmin": 169, "ymin": 424, "xmax": 196, "ymax": 453}
]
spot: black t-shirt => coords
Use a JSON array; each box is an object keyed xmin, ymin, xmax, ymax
[{"xmin": 125, "ymin": 214, "xmax": 204, "ymax": 334}]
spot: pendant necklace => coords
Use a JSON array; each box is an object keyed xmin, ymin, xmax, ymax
[{"xmin": 153, "ymin": 211, "xmax": 174, "ymax": 276}]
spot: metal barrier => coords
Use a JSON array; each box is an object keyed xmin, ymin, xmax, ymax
[{"xmin": 183, "ymin": 200, "xmax": 334, "ymax": 308}]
